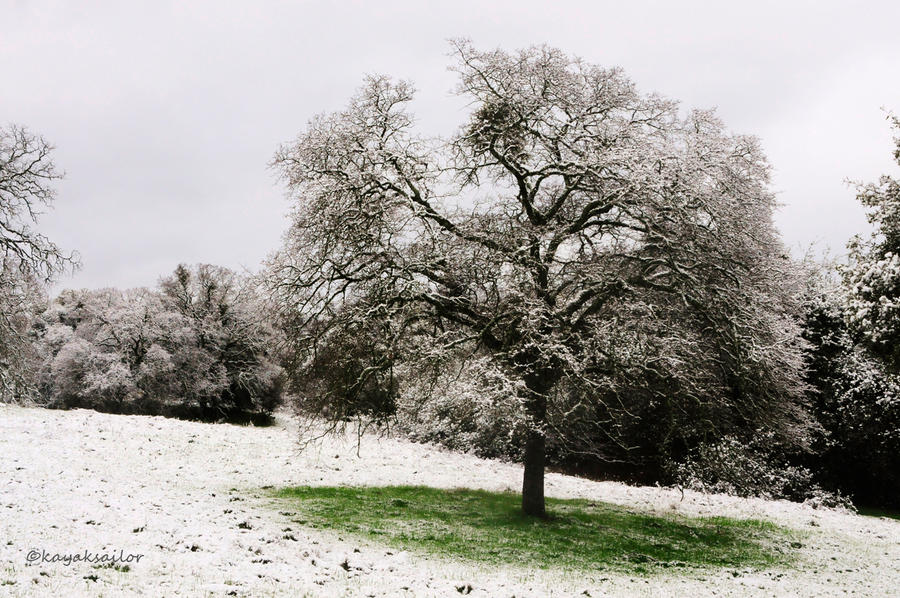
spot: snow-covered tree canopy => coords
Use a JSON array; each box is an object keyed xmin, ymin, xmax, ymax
[
  {"xmin": 267, "ymin": 42, "xmax": 808, "ymax": 516},
  {"xmin": 843, "ymin": 116, "xmax": 900, "ymax": 368}
]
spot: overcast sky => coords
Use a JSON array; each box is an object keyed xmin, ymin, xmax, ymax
[{"xmin": 3, "ymin": 0, "xmax": 899, "ymax": 290}]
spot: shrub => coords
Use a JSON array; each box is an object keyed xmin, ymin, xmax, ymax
[
  {"xmin": 395, "ymin": 356, "xmax": 528, "ymax": 460},
  {"xmin": 670, "ymin": 432, "xmax": 853, "ymax": 509}
]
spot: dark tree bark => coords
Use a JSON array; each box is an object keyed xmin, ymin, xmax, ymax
[
  {"xmin": 521, "ymin": 370, "xmax": 552, "ymax": 517},
  {"xmin": 522, "ymin": 426, "xmax": 547, "ymax": 517}
]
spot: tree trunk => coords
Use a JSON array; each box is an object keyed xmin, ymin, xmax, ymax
[
  {"xmin": 522, "ymin": 427, "xmax": 546, "ymax": 517},
  {"xmin": 521, "ymin": 371, "xmax": 550, "ymax": 518}
]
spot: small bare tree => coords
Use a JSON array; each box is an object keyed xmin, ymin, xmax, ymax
[
  {"xmin": 0, "ymin": 124, "xmax": 77, "ymax": 401},
  {"xmin": 267, "ymin": 42, "xmax": 807, "ymax": 517}
]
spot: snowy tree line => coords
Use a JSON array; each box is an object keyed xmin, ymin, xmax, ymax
[
  {"xmin": 9, "ymin": 264, "xmax": 284, "ymax": 424},
  {"xmin": 2, "ymin": 44, "xmax": 899, "ymax": 511}
]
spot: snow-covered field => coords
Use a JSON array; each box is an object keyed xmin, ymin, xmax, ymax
[{"xmin": 1, "ymin": 405, "xmax": 897, "ymax": 597}]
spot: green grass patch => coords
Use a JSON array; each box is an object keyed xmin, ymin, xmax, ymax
[{"xmin": 270, "ymin": 485, "xmax": 800, "ymax": 574}]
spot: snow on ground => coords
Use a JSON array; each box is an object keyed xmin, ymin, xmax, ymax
[{"xmin": 0, "ymin": 405, "xmax": 898, "ymax": 597}]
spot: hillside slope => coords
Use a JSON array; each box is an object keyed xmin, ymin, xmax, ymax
[{"xmin": 1, "ymin": 405, "xmax": 897, "ymax": 597}]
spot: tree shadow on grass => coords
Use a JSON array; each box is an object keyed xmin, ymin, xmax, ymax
[{"xmin": 271, "ymin": 485, "xmax": 801, "ymax": 574}]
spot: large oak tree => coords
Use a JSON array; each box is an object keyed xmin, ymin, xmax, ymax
[{"xmin": 267, "ymin": 42, "xmax": 807, "ymax": 516}]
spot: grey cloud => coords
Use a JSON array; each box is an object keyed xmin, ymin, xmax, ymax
[{"xmin": 2, "ymin": 0, "xmax": 898, "ymax": 289}]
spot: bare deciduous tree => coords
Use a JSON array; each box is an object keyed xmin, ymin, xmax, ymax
[
  {"xmin": 0, "ymin": 124, "xmax": 77, "ymax": 401},
  {"xmin": 267, "ymin": 42, "xmax": 808, "ymax": 517}
]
